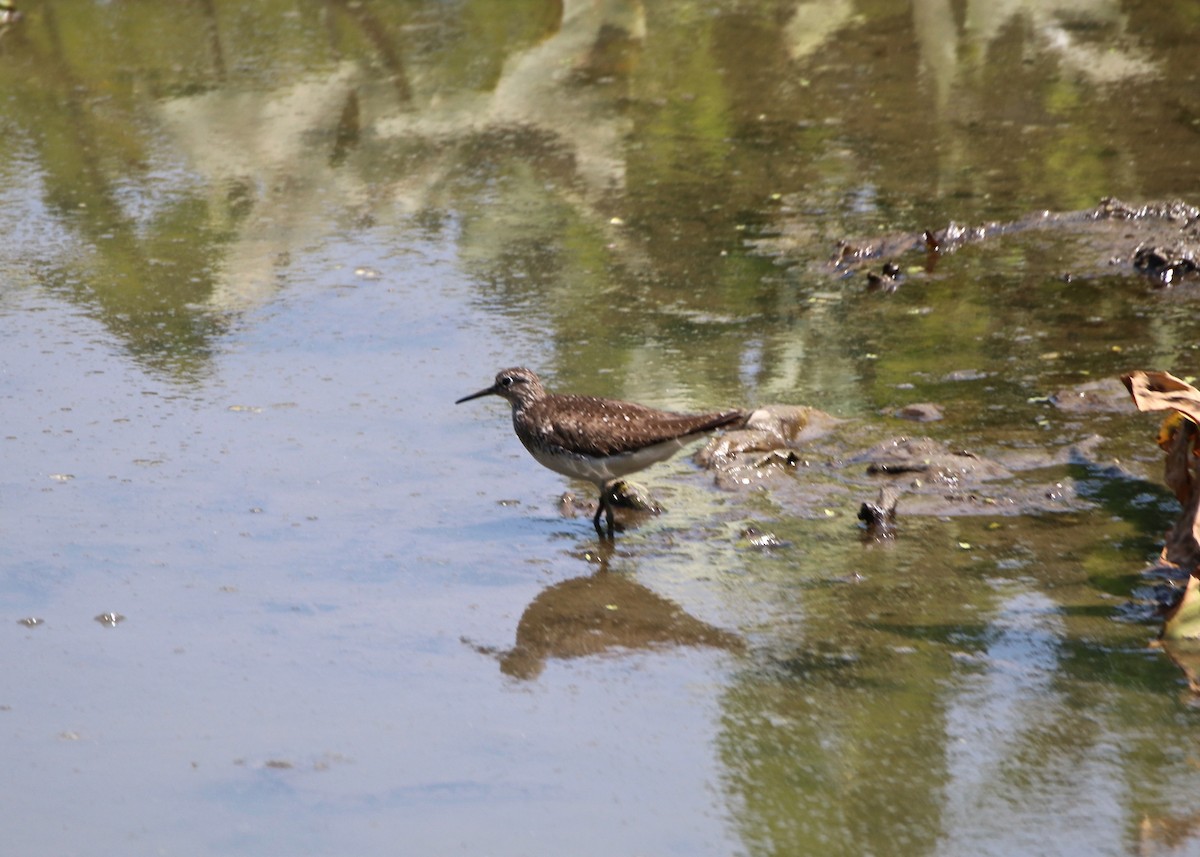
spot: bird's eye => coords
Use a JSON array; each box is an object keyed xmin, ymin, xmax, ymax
[{"xmin": 500, "ymin": 376, "xmax": 514, "ymax": 388}]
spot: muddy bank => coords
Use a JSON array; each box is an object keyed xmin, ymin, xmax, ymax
[
  {"xmin": 694, "ymin": 384, "xmax": 1160, "ymax": 525},
  {"xmin": 757, "ymin": 197, "xmax": 1200, "ymax": 287}
]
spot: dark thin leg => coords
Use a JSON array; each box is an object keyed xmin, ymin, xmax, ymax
[{"xmin": 593, "ymin": 486, "xmax": 616, "ymax": 539}]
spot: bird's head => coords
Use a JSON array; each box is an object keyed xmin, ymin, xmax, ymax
[{"xmin": 455, "ymin": 367, "xmax": 546, "ymax": 409}]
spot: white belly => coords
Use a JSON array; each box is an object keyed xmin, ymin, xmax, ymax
[{"xmin": 528, "ymin": 437, "xmax": 690, "ymax": 486}]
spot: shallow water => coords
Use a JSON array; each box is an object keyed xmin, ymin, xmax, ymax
[{"xmin": 4, "ymin": 1, "xmax": 1200, "ymax": 855}]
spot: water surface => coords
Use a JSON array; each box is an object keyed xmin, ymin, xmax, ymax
[{"xmin": 3, "ymin": 2, "xmax": 1200, "ymax": 855}]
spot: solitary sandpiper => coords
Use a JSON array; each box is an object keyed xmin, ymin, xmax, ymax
[{"xmin": 456, "ymin": 367, "xmax": 744, "ymax": 538}]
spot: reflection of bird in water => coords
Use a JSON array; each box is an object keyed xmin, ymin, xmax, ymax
[
  {"xmin": 456, "ymin": 367, "xmax": 743, "ymax": 538},
  {"xmin": 467, "ymin": 567, "xmax": 744, "ymax": 680}
]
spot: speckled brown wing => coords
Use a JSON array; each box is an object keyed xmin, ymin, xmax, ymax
[{"xmin": 523, "ymin": 395, "xmax": 743, "ymax": 458}]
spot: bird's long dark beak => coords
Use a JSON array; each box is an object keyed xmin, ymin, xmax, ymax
[{"xmin": 455, "ymin": 383, "xmax": 499, "ymax": 404}]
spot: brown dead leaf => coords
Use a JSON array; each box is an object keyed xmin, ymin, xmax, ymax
[
  {"xmin": 1156, "ymin": 411, "xmax": 1197, "ymax": 453},
  {"xmin": 1161, "ymin": 476, "xmax": 1200, "ymax": 574},
  {"xmin": 1123, "ymin": 371, "xmax": 1200, "ymax": 575},
  {"xmin": 1122, "ymin": 370, "xmax": 1200, "ymax": 425},
  {"xmin": 1140, "ymin": 804, "xmax": 1200, "ymax": 851},
  {"xmin": 1163, "ymin": 576, "xmax": 1200, "ymax": 642},
  {"xmin": 1163, "ymin": 417, "xmax": 1196, "ymax": 505}
]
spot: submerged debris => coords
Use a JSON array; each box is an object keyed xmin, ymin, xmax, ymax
[
  {"xmin": 1048, "ymin": 378, "xmax": 1132, "ymax": 414},
  {"xmin": 865, "ymin": 262, "xmax": 904, "ymax": 292},
  {"xmin": 697, "ymin": 404, "xmax": 841, "ymax": 487},
  {"xmin": 1133, "ymin": 244, "xmax": 1198, "ymax": 286},
  {"xmin": 852, "ymin": 437, "xmax": 1012, "ymax": 482},
  {"xmin": 738, "ymin": 525, "xmax": 788, "ymax": 550},
  {"xmin": 890, "ymin": 403, "xmax": 944, "ymax": 422},
  {"xmin": 858, "ymin": 486, "xmax": 899, "ymax": 541}
]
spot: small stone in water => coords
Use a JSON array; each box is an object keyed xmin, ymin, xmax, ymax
[
  {"xmin": 740, "ymin": 526, "xmax": 785, "ymax": 549},
  {"xmin": 892, "ymin": 403, "xmax": 943, "ymax": 422},
  {"xmin": 95, "ymin": 612, "xmax": 125, "ymax": 627}
]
